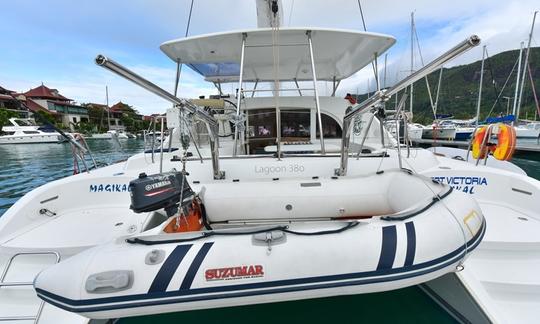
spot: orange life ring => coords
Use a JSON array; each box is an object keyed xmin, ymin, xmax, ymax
[
  {"xmin": 492, "ymin": 124, "xmax": 516, "ymax": 161},
  {"xmin": 471, "ymin": 124, "xmax": 516, "ymax": 161},
  {"xmin": 471, "ymin": 126, "xmax": 489, "ymax": 159}
]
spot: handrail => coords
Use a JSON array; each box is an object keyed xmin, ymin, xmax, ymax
[
  {"xmin": 95, "ymin": 55, "xmax": 224, "ymax": 179},
  {"xmin": 337, "ymin": 35, "xmax": 480, "ymax": 176}
]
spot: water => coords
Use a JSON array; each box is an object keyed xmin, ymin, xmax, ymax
[
  {"xmin": 0, "ymin": 139, "xmax": 539, "ymax": 323},
  {"xmin": 0, "ymin": 139, "xmax": 145, "ymax": 215}
]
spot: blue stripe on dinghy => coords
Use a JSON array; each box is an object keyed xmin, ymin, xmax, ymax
[
  {"xmin": 179, "ymin": 242, "xmax": 214, "ymax": 290},
  {"xmin": 404, "ymin": 222, "xmax": 416, "ymax": 267},
  {"xmin": 148, "ymin": 244, "xmax": 192, "ymax": 293},
  {"xmin": 377, "ymin": 226, "xmax": 397, "ymax": 271},
  {"xmin": 35, "ymin": 220, "xmax": 486, "ymax": 313}
]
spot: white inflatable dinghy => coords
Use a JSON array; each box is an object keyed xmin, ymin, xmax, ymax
[{"xmin": 34, "ymin": 170, "xmax": 485, "ymax": 319}]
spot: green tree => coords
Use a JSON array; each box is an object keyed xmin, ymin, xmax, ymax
[
  {"xmin": 0, "ymin": 108, "xmax": 18, "ymax": 127},
  {"xmin": 32, "ymin": 110, "xmax": 57, "ymax": 126}
]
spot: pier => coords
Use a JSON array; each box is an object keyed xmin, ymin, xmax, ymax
[{"xmin": 411, "ymin": 138, "xmax": 540, "ymax": 159}]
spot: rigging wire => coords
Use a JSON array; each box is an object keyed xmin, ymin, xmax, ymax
[
  {"xmin": 356, "ymin": 0, "xmax": 379, "ymax": 90},
  {"xmin": 288, "ymin": 0, "xmax": 294, "ymax": 26},
  {"xmin": 173, "ymin": 0, "xmax": 195, "ymax": 96},
  {"xmin": 483, "ymin": 48, "xmax": 505, "ymax": 115},
  {"xmin": 485, "ymin": 55, "xmax": 520, "ymax": 118},
  {"xmin": 413, "ymin": 25, "xmax": 438, "ymax": 119}
]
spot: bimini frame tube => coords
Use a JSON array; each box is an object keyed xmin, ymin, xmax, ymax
[
  {"xmin": 337, "ymin": 35, "xmax": 480, "ymax": 176},
  {"xmin": 95, "ymin": 55, "xmax": 224, "ymax": 180}
]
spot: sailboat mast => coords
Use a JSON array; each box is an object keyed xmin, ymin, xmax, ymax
[
  {"xmin": 475, "ymin": 46, "xmax": 486, "ymax": 127},
  {"xmin": 410, "ymin": 12, "xmax": 414, "ymax": 120},
  {"xmin": 516, "ymin": 11, "xmax": 538, "ymax": 122},
  {"xmin": 512, "ymin": 42, "xmax": 524, "ymax": 124},
  {"xmin": 106, "ymin": 85, "xmax": 110, "ymax": 129}
]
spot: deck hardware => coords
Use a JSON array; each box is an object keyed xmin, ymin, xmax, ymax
[
  {"xmin": 253, "ymin": 231, "xmax": 287, "ymax": 253},
  {"xmin": 39, "ymin": 208, "xmax": 56, "ymax": 217},
  {"xmin": 512, "ymin": 188, "xmax": 532, "ymax": 195},
  {"xmin": 39, "ymin": 196, "xmax": 58, "ymax": 204},
  {"xmin": 300, "ymin": 182, "xmax": 321, "ymax": 187},
  {"xmin": 145, "ymin": 249, "xmax": 166, "ymax": 265},
  {"xmin": 85, "ymin": 270, "xmax": 133, "ymax": 293}
]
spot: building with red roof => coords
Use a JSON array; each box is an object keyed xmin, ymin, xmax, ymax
[
  {"xmin": 0, "ymin": 86, "xmax": 30, "ymax": 118},
  {"xmin": 85, "ymin": 102, "xmax": 125, "ymax": 131},
  {"xmin": 17, "ymin": 84, "xmax": 88, "ymax": 130}
]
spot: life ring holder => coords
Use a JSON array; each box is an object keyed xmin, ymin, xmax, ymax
[{"xmin": 469, "ymin": 123, "xmax": 516, "ymax": 164}]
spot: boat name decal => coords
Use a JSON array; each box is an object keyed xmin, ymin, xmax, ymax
[
  {"xmin": 89, "ymin": 184, "xmax": 130, "ymax": 193},
  {"xmin": 205, "ymin": 265, "xmax": 264, "ymax": 281},
  {"xmin": 254, "ymin": 164, "xmax": 305, "ymax": 175},
  {"xmin": 431, "ymin": 176, "xmax": 488, "ymax": 194}
]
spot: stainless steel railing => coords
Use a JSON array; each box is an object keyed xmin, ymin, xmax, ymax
[
  {"xmin": 337, "ymin": 35, "xmax": 481, "ymax": 176},
  {"xmin": 95, "ymin": 55, "xmax": 224, "ymax": 179}
]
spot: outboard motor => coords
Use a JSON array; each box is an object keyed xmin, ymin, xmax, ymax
[{"xmin": 129, "ymin": 171, "xmax": 193, "ymax": 217}]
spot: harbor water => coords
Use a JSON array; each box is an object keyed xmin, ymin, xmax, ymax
[{"xmin": 0, "ymin": 139, "xmax": 539, "ymax": 323}]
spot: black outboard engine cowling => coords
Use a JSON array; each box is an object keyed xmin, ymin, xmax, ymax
[{"xmin": 129, "ymin": 171, "xmax": 193, "ymax": 216}]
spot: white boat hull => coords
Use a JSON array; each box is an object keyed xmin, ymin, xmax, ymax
[
  {"xmin": 422, "ymin": 128, "xmax": 456, "ymax": 140},
  {"xmin": 0, "ymin": 133, "xmax": 62, "ymax": 144}
]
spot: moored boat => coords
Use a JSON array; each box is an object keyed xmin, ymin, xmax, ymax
[{"xmin": 0, "ymin": 118, "xmax": 63, "ymax": 144}]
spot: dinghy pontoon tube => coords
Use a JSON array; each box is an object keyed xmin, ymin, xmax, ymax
[{"xmin": 34, "ymin": 170, "xmax": 485, "ymax": 319}]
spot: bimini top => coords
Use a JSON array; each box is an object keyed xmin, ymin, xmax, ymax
[{"xmin": 160, "ymin": 27, "xmax": 396, "ymax": 83}]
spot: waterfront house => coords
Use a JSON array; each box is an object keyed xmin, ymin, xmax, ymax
[
  {"xmin": 0, "ymin": 86, "xmax": 29, "ymax": 118},
  {"xmin": 84, "ymin": 102, "xmax": 125, "ymax": 131},
  {"xmin": 16, "ymin": 84, "xmax": 89, "ymax": 131}
]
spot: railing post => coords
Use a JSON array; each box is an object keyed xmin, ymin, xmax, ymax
[
  {"xmin": 233, "ymin": 33, "xmax": 247, "ymax": 157},
  {"xmin": 307, "ymin": 30, "xmax": 326, "ymax": 155}
]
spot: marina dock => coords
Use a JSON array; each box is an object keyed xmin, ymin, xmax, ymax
[{"xmin": 412, "ymin": 138, "xmax": 540, "ymax": 158}]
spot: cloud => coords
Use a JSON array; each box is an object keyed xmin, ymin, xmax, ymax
[{"xmin": 0, "ymin": 0, "xmax": 538, "ymax": 113}]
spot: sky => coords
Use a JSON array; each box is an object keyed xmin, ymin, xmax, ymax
[{"xmin": 0, "ymin": 0, "xmax": 538, "ymax": 115}]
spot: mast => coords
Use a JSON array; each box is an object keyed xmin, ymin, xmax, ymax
[
  {"xmin": 410, "ymin": 12, "xmax": 415, "ymax": 120},
  {"xmin": 512, "ymin": 42, "xmax": 524, "ymax": 124},
  {"xmin": 516, "ymin": 11, "xmax": 538, "ymax": 122},
  {"xmin": 106, "ymin": 85, "xmax": 110, "ymax": 130},
  {"xmin": 475, "ymin": 46, "xmax": 486, "ymax": 127},
  {"xmin": 528, "ymin": 63, "xmax": 540, "ymax": 119}
]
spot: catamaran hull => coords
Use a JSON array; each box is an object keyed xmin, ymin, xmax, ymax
[{"xmin": 34, "ymin": 183, "xmax": 485, "ymax": 319}]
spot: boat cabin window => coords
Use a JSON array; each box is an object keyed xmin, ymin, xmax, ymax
[
  {"xmin": 23, "ymin": 131, "xmax": 40, "ymax": 134},
  {"xmin": 316, "ymin": 114, "xmax": 342, "ymax": 139},
  {"xmin": 247, "ymin": 108, "xmax": 312, "ymax": 154},
  {"xmin": 15, "ymin": 119, "xmax": 36, "ymax": 126},
  {"xmin": 281, "ymin": 109, "xmax": 311, "ymax": 139}
]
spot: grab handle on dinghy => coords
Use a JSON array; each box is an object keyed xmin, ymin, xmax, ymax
[
  {"xmin": 85, "ymin": 270, "xmax": 133, "ymax": 294},
  {"xmin": 126, "ymin": 222, "xmax": 360, "ymax": 245},
  {"xmin": 381, "ymin": 187, "xmax": 453, "ymax": 222}
]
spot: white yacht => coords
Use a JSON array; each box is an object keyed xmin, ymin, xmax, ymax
[
  {"xmin": 0, "ymin": 4, "xmax": 539, "ymax": 324},
  {"xmin": 439, "ymin": 119, "xmax": 476, "ymax": 141},
  {"xmin": 515, "ymin": 121, "xmax": 540, "ymax": 138},
  {"xmin": 86, "ymin": 130, "xmax": 129, "ymax": 140},
  {"xmin": 422, "ymin": 122, "xmax": 456, "ymax": 140},
  {"xmin": 0, "ymin": 118, "xmax": 63, "ymax": 144}
]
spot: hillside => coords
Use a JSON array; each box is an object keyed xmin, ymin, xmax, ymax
[{"xmin": 357, "ymin": 47, "xmax": 540, "ymax": 124}]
